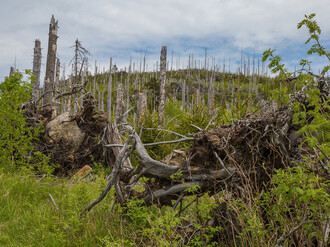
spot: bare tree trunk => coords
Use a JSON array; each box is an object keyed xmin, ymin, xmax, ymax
[
  {"xmin": 67, "ymin": 76, "xmax": 72, "ymax": 113},
  {"xmin": 115, "ymin": 83, "xmax": 124, "ymax": 124},
  {"xmin": 9, "ymin": 66, "xmax": 14, "ymax": 78},
  {"xmin": 158, "ymin": 46, "xmax": 167, "ymax": 124},
  {"xmin": 74, "ymin": 39, "xmax": 78, "ymax": 84},
  {"xmin": 93, "ymin": 61, "xmax": 97, "ymax": 98},
  {"xmin": 32, "ymin": 39, "xmax": 42, "ymax": 102},
  {"xmin": 208, "ymin": 79, "xmax": 214, "ymax": 114},
  {"xmin": 107, "ymin": 58, "xmax": 112, "ymax": 121},
  {"xmin": 181, "ymin": 79, "xmax": 186, "ymax": 110},
  {"xmin": 44, "ymin": 15, "xmax": 58, "ymax": 108},
  {"xmin": 137, "ymin": 90, "xmax": 147, "ymax": 126},
  {"xmin": 52, "ymin": 58, "xmax": 60, "ymax": 119},
  {"xmin": 123, "ymin": 77, "xmax": 129, "ymax": 123}
]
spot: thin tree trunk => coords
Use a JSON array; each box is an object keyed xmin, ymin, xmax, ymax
[
  {"xmin": 137, "ymin": 90, "xmax": 147, "ymax": 126},
  {"xmin": 107, "ymin": 58, "xmax": 112, "ymax": 121},
  {"xmin": 158, "ymin": 46, "xmax": 167, "ymax": 124},
  {"xmin": 67, "ymin": 76, "xmax": 72, "ymax": 113},
  {"xmin": 32, "ymin": 39, "xmax": 42, "ymax": 102},
  {"xmin": 52, "ymin": 58, "xmax": 60, "ymax": 118},
  {"xmin": 44, "ymin": 15, "xmax": 58, "ymax": 108},
  {"xmin": 115, "ymin": 83, "xmax": 124, "ymax": 124}
]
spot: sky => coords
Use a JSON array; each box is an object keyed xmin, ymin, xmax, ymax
[{"xmin": 1, "ymin": 0, "xmax": 330, "ymax": 81}]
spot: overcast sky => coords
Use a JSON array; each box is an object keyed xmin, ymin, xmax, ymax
[{"xmin": 1, "ymin": 0, "xmax": 329, "ymax": 80}]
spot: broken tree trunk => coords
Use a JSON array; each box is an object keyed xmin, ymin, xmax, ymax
[
  {"xmin": 137, "ymin": 90, "xmax": 147, "ymax": 126},
  {"xmin": 52, "ymin": 58, "xmax": 60, "ymax": 119},
  {"xmin": 108, "ymin": 122, "xmax": 133, "ymax": 172},
  {"xmin": 32, "ymin": 39, "xmax": 42, "ymax": 102},
  {"xmin": 9, "ymin": 66, "xmax": 14, "ymax": 78},
  {"xmin": 107, "ymin": 58, "xmax": 112, "ymax": 121},
  {"xmin": 158, "ymin": 46, "xmax": 167, "ymax": 125},
  {"xmin": 114, "ymin": 83, "xmax": 125, "ymax": 124},
  {"xmin": 44, "ymin": 15, "xmax": 58, "ymax": 109}
]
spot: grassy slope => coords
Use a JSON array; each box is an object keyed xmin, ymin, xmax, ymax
[{"xmin": 0, "ymin": 173, "xmax": 130, "ymax": 247}]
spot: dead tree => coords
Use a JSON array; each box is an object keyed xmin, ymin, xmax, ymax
[
  {"xmin": 44, "ymin": 15, "xmax": 58, "ymax": 109},
  {"xmin": 158, "ymin": 46, "xmax": 167, "ymax": 124},
  {"xmin": 70, "ymin": 39, "xmax": 90, "ymax": 84},
  {"xmin": 181, "ymin": 79, "xmax": 185, "ymax": 110},
  {"xmin": 9, "ymin": 66, "xmax": 14, "ymax": 78},
  {"xmin": 107, "ymin": 58, "xmax": 112, "ymax": 121},
  {"xmin": 114, "ymin": 83, "xmax": 125, "ymax": 124},
  {"xmin": 52, "ymin": 58, "xmax": 60, "ymax": 118},
  {"xmin": 137, "ymin": 90, "xmax": 147, "ymax": 126},
  {"xmin": 32, "ymin": 39, "xmax": 42, "ymax": 102}
]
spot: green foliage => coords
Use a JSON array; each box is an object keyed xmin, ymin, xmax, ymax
[
  {"xmin": 263, "ymin": 13, "xmax": 330, "ymax": 160},
  {"xmin": 0, "ymin": 71, "xmax": 51, "ymax": 174},
  {"xmin": 298, "ymin": 13, "xmax": 330, "ymax": 73},
  {"xmin": 225, "ymin": 162, "xmax": 329, "ymax": 246}
]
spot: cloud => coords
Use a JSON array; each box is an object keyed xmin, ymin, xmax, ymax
[{"xmin": 1, "ymin": 0, "xmax": 329, "ymax": 80}]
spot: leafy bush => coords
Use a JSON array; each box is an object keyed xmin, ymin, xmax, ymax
[{"xmin": 0, "ymin": 71, "xmax": 51, "ymax": 174}]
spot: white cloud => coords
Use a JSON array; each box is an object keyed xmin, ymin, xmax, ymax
[{"xmin": 0, "ymin": 0, "xmax": 329, "ymax": 79}]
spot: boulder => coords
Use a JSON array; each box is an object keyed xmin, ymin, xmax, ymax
[{"xmin": 46, "ymin": 112, "xmax": 85, "ymax": 153}]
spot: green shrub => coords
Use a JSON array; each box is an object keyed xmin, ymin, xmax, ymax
[{"xmin": 0, "ymin": 71, "xmax": 51, "ymax": 174}]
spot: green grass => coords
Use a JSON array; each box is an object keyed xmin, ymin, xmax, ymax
[
  {"xmin": 0, "ymin": 172, "xmax": 220, "ymax": 247},
  {"xmin": 0, "ymin": 173, "xmax": 128, "ymax": 247}
]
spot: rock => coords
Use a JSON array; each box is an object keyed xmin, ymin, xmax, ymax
[{"xmin": 46, "ymin": 112, "xmax": 85, "ymax": 153}]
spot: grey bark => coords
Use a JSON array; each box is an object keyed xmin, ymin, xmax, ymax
[
  {"xmin": 67, "ymin": 76, "xmax": 72, "ymax": 113},
  {"xmin": 114, "ymin": 83, "xmax": 124, "ymax": 124},
  {"xmin": 137, "ymin": 90, "xmax": 147, "ymax": 125},
  {"xmin": 44, "ymin": 15, "xmax": 58, "ymax": 108},
  {"xmin": 32, "ymin": 39, "xmax": 42, "ymax": 102},
  {"xmin": 107, "ymin": 58, "xmax": 112, "ymax": 121},
  {"xmin": 52, "ymin": 58, "xmax": 60, "ymax": 118},
  {"xmin": 158, "ymin": 46, "xmax": 167, "ymax": 124}
]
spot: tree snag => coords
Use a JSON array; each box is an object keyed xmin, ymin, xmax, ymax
[
  {"xmin": 158, "ymin": 46, "xmax": 167, "ymax": 124},
  {"xmin": 44, "ymin": 15, "xmax": 58, "ymax": 109},
  {"xmin": 32, "ymin": 39, "xmax": 42, "ymax": 102}
]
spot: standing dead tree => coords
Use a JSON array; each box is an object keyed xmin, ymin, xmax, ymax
[
  {"xmin": 32, "ymin": 39, "xmax": 42, "ymax": 102},
  {"xmin": 70, "ymin": 39, "xmax": 90, "ymax": 85},
  {"xmin": 44, "ymin": 15, "xmax": 58, "ymax": 109},
  {"xmin": 52, "ymin": 58, "xmax": 60, "ymax": 118},
  {"xmin": 107, "ymin": 58, "xmax": 112, "ymax": 121},
  {"xmin": 158, "ymin": 46, "xmax": 167, "ymax": 124},
  {"xmin": 137, "ymin": 90, "xmax": 147, "ymax": 126},
  {"xmin": 114, "ymin": 83, "xmax": 125, "ymax": 124}
]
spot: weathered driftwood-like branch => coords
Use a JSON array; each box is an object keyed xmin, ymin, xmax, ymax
[
  {"xmin": 80, "ymin": 131, "xmax": 134, "ymax": 217},
  {"xmin": 105, "ymin": 137, "xmax": 194, "ymax": 148},
  {"xmin": 44, "ymin": 15, "xmax": 58, "ymax": 108},
  {"xmin": 32, "ymin": 39, "xmax": 42, "ymax": 102},
  {"xmin": 80, "ymin": 124, "xmax": 237, "ymax": 215},
  {"xmin": 108, "ymin": 122, "xmax": 132, "ymax": 171},
  {"xmin": 275, "ymin": 214, "xmax": 309, "ymax": 247},
  {"xmin": 143, "ymin": 181, "xmax": 207, "ymax": 204}
]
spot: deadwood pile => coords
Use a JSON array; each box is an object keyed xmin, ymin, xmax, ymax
[
  {"xmin": 25, "ymin": 94, "xmax": 308, "ymax": 207},
  {"xmin": 22, "ymin": 76, "xmax": 328, "ymax": 243}
]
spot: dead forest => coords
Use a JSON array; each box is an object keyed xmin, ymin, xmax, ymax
[{"xmin": 5, "ymin": 15, "xmax": 330, "ymax": 246}]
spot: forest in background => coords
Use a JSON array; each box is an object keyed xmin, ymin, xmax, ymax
[{"xmin": 0, "ymin": 13, "xmax": 329, "ymax": 246}]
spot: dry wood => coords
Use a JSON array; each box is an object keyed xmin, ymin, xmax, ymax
[
  {"xmin": 114, "ymin": 83, "xmax": 125, "ymax": 124},
  {"xmin": 80, "ymin": 131, "xmax": 134, "ymax": 217},
  {"xmin": 137, "ymin": 90, "xmax": 147, "ymax": 125},
  {"xmin": 158, "ymin": 46, "xmax": 167, "ymax": 124},
  {"xmin": 107, "ymin": 58, "xmax": 112, "ymax": 121},
  {"xmin": 32, "ymin": 39, "xmax": 42, "ymax": 102},
  {"xmin": 44, "ymin": 15, "xmax": 58, "ymax": 108},
  {"xmin": 108, "ymin": 122, "xmax": 132, "ymax": 171}
]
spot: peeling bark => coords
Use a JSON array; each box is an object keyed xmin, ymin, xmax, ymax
[
  {"xmin": 32, "ymin": 39, "xmax": 42, "ymax": 102},
  {"xmin": 44, "ymin": 15, "xmax": 58, "ymax": 108},
  {"xmin": 158, "ymin": 46, "xmax": 167, "ymax": 124}
]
